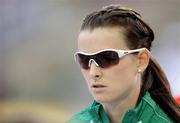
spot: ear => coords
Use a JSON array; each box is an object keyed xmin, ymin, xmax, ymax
[{"xmin": 137, "ymin": 48, "xmax": 150, "ymax": 73}]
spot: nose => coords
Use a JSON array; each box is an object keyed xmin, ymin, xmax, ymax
[{"xmin": 89, "ymin": 60, "xmax": 102, "ymax": 80}]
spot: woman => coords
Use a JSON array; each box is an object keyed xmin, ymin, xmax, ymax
[{"xmin": 68, "ymin": 5, "xmax": 180, "ymax": 123}]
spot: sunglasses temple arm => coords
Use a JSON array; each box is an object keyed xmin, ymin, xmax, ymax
[
  {"xmin": 127, "ymin": 48, "xmax": 146, "ymax": 54},
  {"xmin": 117, "ymin": 48, "xmax": 146, "ymax": 57}
]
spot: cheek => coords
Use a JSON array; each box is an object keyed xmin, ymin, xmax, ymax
[
  {"xmin": 81, "ymin": 69, "xmax": 90, "ymax": 84},
  {"xmin": 119, "ymin": 57, "xmax": 137, "ymax": 72},
  {"xmin": 107, "ymin": 58, "xmax": 137, "ymax": 81}
]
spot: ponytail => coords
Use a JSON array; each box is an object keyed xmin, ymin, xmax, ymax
[{"xmin": 138, "ymin": 57, "xmax": 180, "ymax": 122}]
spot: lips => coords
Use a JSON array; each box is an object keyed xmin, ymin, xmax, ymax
[{"xmin": 92, "ymin": 84, "xmax": 106, "ymax": 88}]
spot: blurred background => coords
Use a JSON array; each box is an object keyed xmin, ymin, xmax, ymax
[{"xmin": 0, "ymin": 0, "xmax": 180, "ymax": 122}]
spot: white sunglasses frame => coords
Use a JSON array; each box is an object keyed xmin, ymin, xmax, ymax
[{"xmin": 74, "ymin": 48, "xmax": 146, "ymax": 68}]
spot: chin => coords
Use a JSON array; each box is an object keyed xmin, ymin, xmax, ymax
[
  {"xmin": 92, "ymin": 94, "xmax": 112, "ymax": 104},
  {"xmin": 93, "ymin": 92, "xmax": 130, "ymax": 105}
]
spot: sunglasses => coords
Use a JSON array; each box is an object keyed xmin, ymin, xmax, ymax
[{"xmin": 74, "ymin": 48, "xmax": 145, "ymax": 70}]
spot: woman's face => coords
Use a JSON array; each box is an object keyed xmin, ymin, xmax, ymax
[{"xmin": 77, "ymin": 27, "xmax": 141, "ymax": 104}]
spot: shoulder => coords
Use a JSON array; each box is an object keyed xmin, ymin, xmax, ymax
[
  {"xmin": 140, "ymin": 93, "xmax": 174, "ymax": 123},
  {"xmin": 67, "ymin": 102, "xmax": 100, "ymax": 123},
  {"xmin": 67, "ymin": 108, "xmax": 91, "ymax": 123},
  {"xmin": 123, "ymin": 92, "xmax": 174, "ymax": 123}
]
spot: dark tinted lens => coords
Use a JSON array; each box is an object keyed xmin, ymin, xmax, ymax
[
  {"xmin": 96, "ymin": 51, "xmax": 119, "ymax": 68},
  {"xmin": 76, "ymin": 53, "xmax": 90, "ymax": 69}
]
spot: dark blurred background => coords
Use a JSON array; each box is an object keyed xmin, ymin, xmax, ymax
[{"xmin": 0, "ymin": 0, "xmax": 180, "ymax": 122}]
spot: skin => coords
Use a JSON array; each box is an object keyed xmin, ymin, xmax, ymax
[{"xmin": 77, "ymin": 27, "xmax": 150, "ymax": 123}]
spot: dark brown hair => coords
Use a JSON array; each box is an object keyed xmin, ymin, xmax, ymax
[{"xmin": 80, "ymin": 4, "xmax": 180, "ymax": 122}]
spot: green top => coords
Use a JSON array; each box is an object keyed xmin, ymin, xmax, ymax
[{"xmin": 67, "ymin": 92, "xmax": 174, "ymax": 123}]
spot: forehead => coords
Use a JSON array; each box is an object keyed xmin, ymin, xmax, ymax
[{"xmin": 78, "ymin": 27, "xmax": 129, "ymax": 53}]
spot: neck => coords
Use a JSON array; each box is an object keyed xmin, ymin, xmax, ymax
[{"xmin": 102, "ymin": 83, "xmax": 141, "ymax": 123}]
